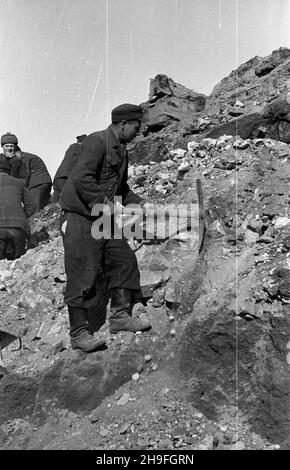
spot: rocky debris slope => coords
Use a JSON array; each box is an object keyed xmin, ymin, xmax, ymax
[
  {"xmin": 204, "ymin": 47, "xmax": 290, "ymax": 142},
  {"xmin": 175, "ymin": 142, "xmax": 290, "ymax": 448},
  {"xmin": 127, "ymin": 133, "xmax": 290, "ymax": 449},
  {"xmin": 207, "ymin": 47, "xmax": 290, "ymax": 113},
  {"xmin": 130, "ymin": 48, "xmax": 290, "ymax": 166},
  {"xmin": 1, "ymin": 50, "xmax": 290, "ymax": 450},
  {"xmin": 1, "ymin": 133, "xmax": 288, "ymax": 450}
]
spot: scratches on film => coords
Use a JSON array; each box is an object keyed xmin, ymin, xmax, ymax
[
  {"xmin": 36, "ymin": 0, "xmax": 68, "ymax": 83},
  {"xmin": 83, "ymin": 62, "xmax": 104, "ymax": 122},
  {"xmin": 46, "ymin": 0, "xmax": 68, "ymax": 57},
  {"xmin": 219, "ymin": 0, "xmax": 223, "ymax": 29}
]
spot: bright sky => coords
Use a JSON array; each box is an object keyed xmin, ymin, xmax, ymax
[{"xmin": 1, "ymin": 0, "xmax": 290, "ymax": 177}]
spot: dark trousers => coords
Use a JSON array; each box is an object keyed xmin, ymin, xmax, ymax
[
  {"xmin": 0, "ymin": 228, "xmax": 26, "ymax": 260},
  {"xmin": 30, "ymin": 183, "xmax": 52, "ymax": 211},
  {"xmin": 63, "ymin": 212, "xmax": 141, "ymax": 309}
]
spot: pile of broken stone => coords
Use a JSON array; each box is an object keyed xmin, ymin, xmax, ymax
[
  {"xmin": 129, "ymin": 133, "xmax": 289, "ymax": 197},
  {"xmin": 1, "ymin": 52, "xmax": 290, "ymax": 449},
  {"xmin": 0, "ymin": 133, "xmax": 289, "ymax": 345},
  {"xmin": 129, "ymin": 133, "xmax": 290, "ymax": 309}
]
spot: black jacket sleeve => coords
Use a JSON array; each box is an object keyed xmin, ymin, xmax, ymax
[
  {"xmin": 71, "ymin": 135, "xmax": 107, "ymax": 207},
  {"xmin": 28, "ymin": 155, "xmax": 52, "ymax": 187},
  {"xmin": 53, "ymin": 143, "xmax": 80, "ymax": 182},
  {"xmin": 22, "ymin": 186, "xmax": 37, "ymax": 218}
]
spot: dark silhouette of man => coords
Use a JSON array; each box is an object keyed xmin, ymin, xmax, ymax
[
  {"xmin": 53, "ymin": 134, "xmax": 87, "ymax": 202},
  {"xmin": 0, "ymin": 160, "xmax": 36, "ymax": 260},
  {"xmin": 60, "ymin": 104, "xmax": 151, "ymax": 352}
]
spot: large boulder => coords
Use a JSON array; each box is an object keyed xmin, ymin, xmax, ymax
[
  {"xmin": 255, "ymin": 47, "xmax": 290, "ymax": 77},
  {"xmin": 142, "ymin": 75, "xmax": 206, "ymax": 132},
  {"xmin": 263, "ymin": 91, "xmax": 290, "ymax": 122},
  {"xmin": 204, "ymin": 92, "xmax": 290, "ymax": 143},
  {"xmin": 205, "ymin": 113, "xmax": 265, "ymax": 140}
]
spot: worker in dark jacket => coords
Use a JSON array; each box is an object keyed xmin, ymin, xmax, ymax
[
  {"xmin": 53, "ymin": 134, "xmax": 87, "ymax": 202},
  {"xmin": 60, "ymin": 104, "xmax": 151, "ymax": 352},
  {"xmin": 0, "ymin": 133, "xmax": 28, "ymax": 181},
  {"xmin": 15, "ymin": 147, "xmax": 52, "ymax": 211},
  {"xmin": 0, "ymin": 160, "xmax": 36, "ymax": 260}
]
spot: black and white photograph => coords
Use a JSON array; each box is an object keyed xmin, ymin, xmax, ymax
[{"xmin": 0, "ymin": 0, "xmax": 289, "ymax": 455}]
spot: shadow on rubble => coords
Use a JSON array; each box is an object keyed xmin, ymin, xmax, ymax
[
  {"xmin": 27, "ymin": 227, "xmax": 50, "ymax": 250},
  {"xmin": 0, "ymin": 341, "xmax": 147, "ymax": 429},
  {"xmin": 0, "ymin": 374, "xmax": 38, "ymax": 425},
  {"xmin": 177, "ymin": 306, "xmax": 289, "ymax": 448}
]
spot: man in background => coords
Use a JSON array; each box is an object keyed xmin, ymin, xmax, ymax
[
  {"xmin": 53, "ymin": 134, "xmax": 87, "ymax": 202},
  {"xmin": 0, "ymin": 160, "xmax": 36, "ymax": 260},
  {"xmin": 15, "ymin": 146, "xmax": 52, "ymax": 211},
  {"xmin": 0, "ymin": 133, "xmax": 28, "ymax": 181},
  {"xmin": 1, "ymin": 133, "xmax": 52, "ymax": 212}
]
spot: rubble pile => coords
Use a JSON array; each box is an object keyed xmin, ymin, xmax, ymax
[
  {"xmin": 128, "ymin": 131, "xmax": 290, "ymax": 448},
  {"xmin": 0, "ymin": 48, "xmax": 290, "ymax": 450},
  {"xmin": 207, "ymin": 47, "xmax": 290, "ymax": 113},
  {"xmin": 142, "ymin": 74, "xmax": 206, "ymax": 132},
  {"xmin": 130, "ymin": 48, "xmax": 290, "ymax": 166},
  {"xmin": 0, "ymin": 206, "xmax": 68, "ymax": 363}
]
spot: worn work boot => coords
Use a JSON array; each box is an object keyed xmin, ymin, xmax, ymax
[
  {"xmin": 109, "ymin": 288, "xmax": 151, "ymax": 334},
  {"xmin": 68, "ymin": 306, "xmax": 106, "ymax": 352}
]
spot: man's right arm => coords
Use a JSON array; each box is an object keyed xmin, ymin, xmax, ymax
[{"xmin": 71, "ymin": 135, "xmax": 107, "ymax": 208}]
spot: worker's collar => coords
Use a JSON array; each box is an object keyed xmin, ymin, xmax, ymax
[
  {"xmin": 107, "ymin": 125, "xmax": 127, "ymax": 163},
  {"xmin": 108, "ymin": 124, "xmax": 121, "ymax": 148}
]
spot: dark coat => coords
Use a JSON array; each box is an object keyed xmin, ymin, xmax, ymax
[
  {"xmin": 53, "ymin": 142, "xmax": 82, "ymax": 185},
  {"xmin": 21, "ymin": 152, "xmax": 52, "ymax": 189},
  {"xmin": 61, "ymin": 126, "xmax": 143, "ymax": 217},
  {"xmin": 0, "ymin": 173, "xmax": 36, "ymax": 232},
  {"xmin": 0, "ymin": 154, "xmax": 28, "ymax": 183}
]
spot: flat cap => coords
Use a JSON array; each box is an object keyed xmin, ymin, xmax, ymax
[
  {"xmin": 1, "ymin": 133, "xmax": 18, "ymax": 146},
  {"xmin": 111, "ymin": 104, "xmax": 143, "ymax": 123}
]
